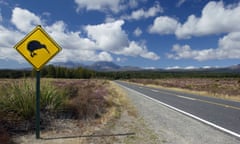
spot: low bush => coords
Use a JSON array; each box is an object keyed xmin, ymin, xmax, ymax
[
  {"xmin": 0, "ymin": 80, "xmax": 36, "ymax": 120},
  {"xmin": 0, "ymin": 79, "xmax": 117, "ymax": 142},
  {"xmin": 40, "ymin": 82, "xmax": 66, "ymax": 113},
  {"xmin": 56, "ymin": 80, "xmax": 109, "ymax": 119},
  {"xmin": 0, "ymin": 79, "xmax": 66, "ymax": 127}
]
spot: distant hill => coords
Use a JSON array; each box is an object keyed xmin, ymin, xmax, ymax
[
  {"xmin": 163, "ymin": 64, "xmax": 240, "ymax": 73},
  {"xmin": 87, "ymin": 61, "xmax": 141, "ymax": 71},
  {"xmin": 229, "ymin": 64, "xmax": 240, "ymax": 71},
  {"xmin": 86, "ymin": 61, "xmax": 120, "ymax": 71},
  {"xmin": 53, "ymin": 61, "xmax": 85, "ymax": 68},
  {"xmin": 52, "ymin": 61, "xmax": 141, "ymax": 71},
  {"xmin": 1, "ymin": 62, "xmax": 240, "ymax": 78},
  {"xmin": 52, "ymin": 61, "xmax": 240, "ymax": 72}
]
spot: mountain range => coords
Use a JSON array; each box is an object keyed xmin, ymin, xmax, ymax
[
  {"xmin": 54, "ymin": 61, "xmax": 141, "ymax": 71},
  {"xmin": 53, "ymin": 61, "xmax": 240, "ymax": 72}
]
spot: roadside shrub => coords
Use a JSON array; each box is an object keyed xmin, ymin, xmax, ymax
[
  {"xmin": 0, "ymin": 80, "xmax": 35, "ymax": 120},
  {"xmin": 63, "ymin": 83, "xmax": 79, "ymax": 99},
  {"xmin": 60, "ymin": 80, "xmax": 109, "ymax": 119},
  {"xmin": 40, "ymin": 82, "xmax": 66, "ymax": 112},
  {"xmin": 0, "ymin": 79, "xmax": 65, "ymax": 121}
]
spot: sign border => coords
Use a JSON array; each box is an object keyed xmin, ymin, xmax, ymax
[{"xmin": 14, "ymin": 25, "xmax": 62, "ymax": 71}]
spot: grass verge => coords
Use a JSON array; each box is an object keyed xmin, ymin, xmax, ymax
[
  {"xmin": 127, "ymin": 78, "xmax": 240, "ymax": 102},
  {"xmin": 84, "ymin": 81, "xmax": 162, "ymax": 144},
  {"xmin": 0, "ymin": 79, "xmax": 66, "ymax": 134},
  {"xmin": 1, "ymin": 79, "xmax": 161, "ymax": 143}
]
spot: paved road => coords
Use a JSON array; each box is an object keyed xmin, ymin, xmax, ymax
[{"xmin": 116, "ymin": 81, "xmax": 240, "ymax": 138}]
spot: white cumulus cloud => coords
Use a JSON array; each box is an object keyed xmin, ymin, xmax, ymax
[
  {"xmin": 0, "ymin": 10, "xmax": 2, "ymax": 22},
  {"xmin": 149, "ymin": 1, "xmax": 240, "ymax": 39},
  {"xmin": 46, "ymin": 21, "xmax": 95, "ymax": 51},
  {"xmin": 176, "ymin": 0, "xmax": 186, "ymax": 7},
  {"xmin": 123, "ymin": 3, "xmax": 163, "ymax": 20},
  {"xmin": 176, "ymin": 1, "xmax": 240, "ymax": 39},
  {"xmin": 149, "ymin": 16, "xmax": 179, "ymax": 35},
  {"xmin": 0, "ymin": 25, "xmax": 24, "ymax": 62},
  {"xmin": 1, "ymin": 7, "xmax": 112, "ymax": 63},
  {"xmin": 98, "ymin": 51, "xmax": 113, "ymax": 61},
  {"xmin": 117, "ymin": 41, "xmax": 160, "ymax": 60},
  {"xmin": 133, "ymin": 27, "xmax": 142, "ymax": 37},
  {"xmin": 11, "ymin": 7, "xmax": 42, "ymax": 33},
  {"xmin": 167, "ymin": 32, "xmax": 240, "ymax": 61},
  {"xmin": 0, "ymin": 7, "xmax": 159, "ymax": 65},
  {"xmin": 85, "ymin": 20, "xmax": 128, "ymax": 51},
  {"xmin": 148, "ymin": 1, "xmax": 240, "ymax": 61},
  {"xmin": 85, "ymin": 20, "xmax": 159, "ymax": 60},
  {"xmin": 74, "ymin": 0, "xmax": 123, "ymax": 13},
  {"xmin": 128, "ymin": 0, "xmax": 138, "ymax": 8}
]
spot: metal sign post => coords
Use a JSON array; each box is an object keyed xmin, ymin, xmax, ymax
[
  {"xmin": 14, "ymin": 25, "xmax": 62, "ymax": 139},
  {"xmin": 36, "ymin": 71, "xmax": 40, "ymax": 139}
]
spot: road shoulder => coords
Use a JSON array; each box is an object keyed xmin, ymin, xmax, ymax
[
  {"xmin": 13, "ymin": 81, "xmax": 162, "ymax": 144},
  {"xmin": 117, "ymin": 82, "xmax": 240, "ymax": 144}
]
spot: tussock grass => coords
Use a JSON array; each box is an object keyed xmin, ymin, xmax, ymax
[
  {"xmin": 0, "ymin": 80, "xmax": 36, "ymax": 120},
  {"xmin": 41, "ymin": 82, "xmax": 66, "ymax": 113},
  {"xmin": 0, "ymin": 79, "xmax": 65, "ymax": 121},
  {"xmin": 1, "ymin": 79, "xmax": 140, "ymax": 143},
  {"xmin": 0, "ymin": 79, "xmax": 66, "ymax": 135}
]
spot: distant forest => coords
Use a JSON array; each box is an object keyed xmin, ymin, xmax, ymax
[{"xmin": 1, "ymin": 65, "xmax": 240, "ymax": 79}]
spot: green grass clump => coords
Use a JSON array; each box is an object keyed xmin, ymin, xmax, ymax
[
  {"xmin": 0, "ymin": 79, "xmax": 65, "ymax": 120},
  {"xmin": 40, "ymin": 81, "xmax": 66, "ymax": 113},
  {"xmin": 0, "ymin": 80, "xmax": 35, "ymax": 120}
]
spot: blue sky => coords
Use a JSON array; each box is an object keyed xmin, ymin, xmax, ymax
[{"xmin": 1, "ymin": 0, "xmax": 240, "ymax": 69}]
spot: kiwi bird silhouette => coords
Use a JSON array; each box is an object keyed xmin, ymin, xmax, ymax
[{"xmin": 27, "ymin": 40, "xmax": 50, "ymax": 57}]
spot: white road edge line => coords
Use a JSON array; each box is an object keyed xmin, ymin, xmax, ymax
[{"xmin": 117, "ymin": 83, "xmax": 240, "ymax": 139}]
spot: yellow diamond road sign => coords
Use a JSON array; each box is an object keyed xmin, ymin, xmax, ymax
[{"xmin": 14, "ymin": 25, "xmax": 62, "ymax": 71}]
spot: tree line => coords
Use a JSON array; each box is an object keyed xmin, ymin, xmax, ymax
[
  {"xmin": 0, "ymin": 65, "xmax": 95, "ymax": 79},
  {"xmin": 0, "ymin": 65, "xmax": 240, "ymax": 79},
  {"xmin": 96, "ymin": 70, "xmax": 240, "ymax": 79}
]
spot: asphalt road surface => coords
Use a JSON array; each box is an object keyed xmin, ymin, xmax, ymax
[{"xmin": 116, "ymin": 81, "xmax": 240, "ymax": 138}]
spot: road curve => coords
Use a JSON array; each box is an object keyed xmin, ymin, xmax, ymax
[{"xmin": 115, "ymin": 81, "xmax": 240, "ymax": 138}]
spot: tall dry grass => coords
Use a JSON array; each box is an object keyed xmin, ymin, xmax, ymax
[
  {"xmin": 0, "ymin": 79, "xmax": 127, "ymax": 143},
  {"xmin": 0, "ymin": 79, "xmax": 65, "ymax": 120},
  {"xmin": 0, "ymin": 79, "xmax": 67, "ymax": 135}
]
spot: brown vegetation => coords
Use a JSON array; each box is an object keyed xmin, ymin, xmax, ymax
[
  {"xmin": 52, "ymin": 79, "xmax": 111, "ymax": 119},
  {"xmin": 128, "ymin": 78, "xmax": 240, "ymax": 101},
  {"xmin": 0, "ymin": 79, "xmax": 122, "ymax": 143}
]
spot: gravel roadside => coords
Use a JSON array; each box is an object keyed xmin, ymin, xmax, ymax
[
  {"xmin": 12, "ymin": 81, "xmax": 163, "ymax": 144},
  {"xmin": 116, "ymin": 83, "xmax": 240, "ymax": 144}
]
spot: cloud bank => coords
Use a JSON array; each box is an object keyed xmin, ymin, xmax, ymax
[
  {"xmin": 0, "ymin": 7, "xmax": 159, "ymax": 64},
  {"xmin": 148, "ymin": 1, "xmax": 240, "ymax": 61}
]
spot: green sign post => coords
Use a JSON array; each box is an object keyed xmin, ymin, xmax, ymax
[
  {"xmin": 14, "ymin": 25, "xmax": 62, "ymax": 139},
  {"xmin": 36, "ymin": 71, "xmax": 40, "ymax": 138}
]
